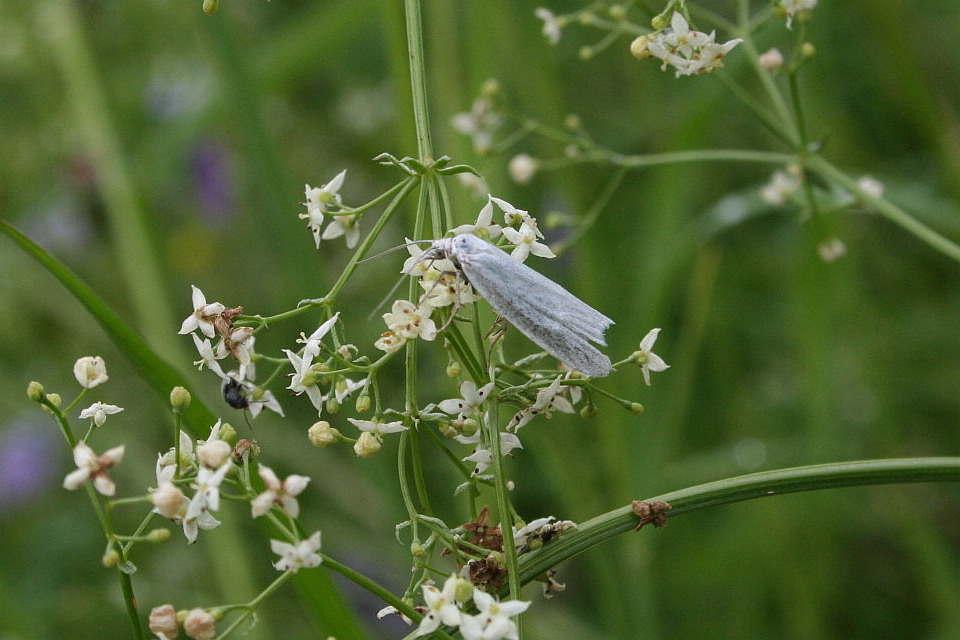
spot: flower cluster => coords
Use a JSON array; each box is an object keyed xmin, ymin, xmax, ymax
[
  {"xmin": 632, "ymin": 12, "xmax": 742, "ymax": 77},
  {"xmin": 414, "ymin": 575, "xmax": 531, "ymax": 640},
  {"xmin": 300, "ymin": 169, "xmax": 363, "ymax": 249},
  {"xmin": 179, "ymin": 285, "xmax": 283, "ymax": 418}
]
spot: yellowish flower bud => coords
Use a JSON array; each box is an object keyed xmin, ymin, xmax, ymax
[
  {"xmin": 102, "ymin": 548, "xmax": 120, "ymax": 568},
  {"xmin": 308, "ymin": 421, "xmax": 340, "ymax": 448},
  {"xmin": 630, "ymin": 402, "xmax": 645, "ymax": 414},
  {"xmin": 170, "ymin": 386, "xmax": 191, "ymax": 411},
  {"xmin": 27, "ymin": 381, "xmax": 45, "ymax": 402},
  {"xmin": 147, "ymin": 528, "xmax": 172, "ymax": 543},
  {"xmin": 355, "ymin": 394, "xmax": 371, "ymax": 413},
  {"xmin": 353, "ymin": 431, "xmax": 381, "ymax": 458},
  {"xmin": 202, "ymin": 0, "xmax": 220, "ymax": 16},
  {"xmin": 446, "ymin": 361, "xmax": 461, "ymax": 378}
]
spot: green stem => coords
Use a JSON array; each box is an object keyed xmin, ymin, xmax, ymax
[
  {"xmin": 805, "ymin": 155, "xmax": 960, "ymax": 263},
  {"xmin": 517, "ymin": 457, "xmax": 960, "ymax": 584},
  {"xmin": 404, "ymin": 0, "xmax": 434, "ymax": 163}
]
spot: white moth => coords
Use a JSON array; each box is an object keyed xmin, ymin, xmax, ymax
[{"xmin": 420, "ymin": 234, "xmax": 614, "ymax": 377}]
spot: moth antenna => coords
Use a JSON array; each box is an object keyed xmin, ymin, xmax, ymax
[
  {"xmin": 356, "ymin": 239, "xmax": 434, "ymax": 264},
  {"xmin": 367, "ymin": 273, "xmax": 408, "ymax": 321}
]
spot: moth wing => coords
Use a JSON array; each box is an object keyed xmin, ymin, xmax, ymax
[{"xmin": 458, "ymin": 243, "xmax": 612, "ymax": 377}]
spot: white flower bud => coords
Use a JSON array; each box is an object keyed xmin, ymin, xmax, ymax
[
  {"xmin": 184, "ymin": 608, "xmax": 216, "ymax": 640},
  {"xmin": 149, "ymin": 604, "xmax": 179, "ymax": 639},
  {"xmin": 508, "ymin": 154, "xmax": 538, "ymax": 185},
  {"xmin": 308, "ymin": 421, "xmax": 340, "ymax": 448},
  {"xmin": 152, "ymin": 481, "xmax": 188, "ymax": 519},
  {"xmin": 353, "ymin": 431, "xmax": 381, "ymax": 458},
  {"xmin": 196, "ymin": 440, "xmax": 232, "ymax": 469},
  {"xmin": 758, "ymin": 48, "xmax": 784, "ymax": 71},
  {"xmin": 73, "ymin": 356, "xmax": 108, "ymax": 389}
]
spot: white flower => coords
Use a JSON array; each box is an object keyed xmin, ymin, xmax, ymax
[
  {"xmin": 148, "ymin": 604, "xmax": 179, "ymax": 640},
  {"xmin": 779, "ymin": 0, "xmax": 817, "ymax": 28},
  {"xmin": 415, "ymin": 575, "xmax": 461, "ymax": 637},
  {"xmin": 501, "ymin": 222, "xmax": 555, "ymax": 262},
  {"xmin": 645, "ymin": 13, "xmax": 742, "ymax": 77},
  {"xmin": 403, "ymin": 239, "xmax": 456, "ymax": 277},
  {"xmin": 450, "ymin": 199, "xmax": 502, "ymax": 240},
  {"xmin": 178, "ymin": 285, "xmax": 225, "ymax": 338},
  {"xmin": 301, "ymin": 170, "xmax": 347, "ymax": 248},
  {"xmin": 322, "ymin": 213, "xmax": 361, "ymax": 249},
  {"xmin": 463, "ymin": 433, "xmax": 522, "ymax": 476},
  {"xmin": 334, "ymin": 377, "xmax": 366, "ymax": 403},
  {"xmin": 251, "ymin": 465, "xmax": 310, "ymax": 518},
  {"xmin": 461, "ymin": 590, "xmax": 531, "ymax": 640},
  {"xmin": 535, "ymin": 8, "xmax": 563, "ymax": 45},
  {"xmin": 78, "ymin": 402, "xmax": 124, "ymax": 427},
  {"xmin": 297, "ymin": 313, "xmax": 340, "ymax": 359},
  {"xmin": 348, "ymin": 417, "xmax": 408, "ymax": 436},
  {"xmin": 758, "ymin": 47, "xmax": 784, "ymax": 71},
  {"xmin": 249, "ymin": 388, "xmax": 285, "ymax": 418},
  {"xmin": 508, "ymin": 376, "xmax": 575, "ymax": 431},
  {"xmin": 271, "ymin": 531, "xmax": 323, "ymax": 572},
  {"xmin": 508, "ymin": 154, "xmax": 539, "ymax": 185},
  {"xmin": 73, "ymin": 356, "xmax": 108, "ymax": 389},
  {"xmin": 215, "ymin": 326, "xmax": 254, "ymax": 368},
  {"xmin": 284, "ymin": 349, "xmax": 326, "ymax": 413},
  {"xmin": 420, "ymin": 272, "xmax": 482, "ymax": 309},
  {"xmin": 383, "ymin": 300, "xmax": 438, "ymax": 341},
  {"xmin": 438, "ymin": 381, "xmax": 495, "ymax": 420},
  {"xmin": 634, "ymin": 328, "xmax": 669, "ymax": 386},
  {"xmin": 181, "ymin": 509, "xmax": 221, "ymax": 544},
  {"xmin": 761, "ymin": 169, "xmax": 801, "ymax": 205},
  {"xmin": 374, "ymin": 330, "xmax": 406, "ymax": 354},
  {"xmin": 818, "ymin": 237, "xmax": 847, "ymax": 263},
  {"xmin": 489, "ymin": 196, "xmax": 538, "ymax": 231},
  {"xmin": 63, "ymin": 441, "xmax": 125, "ymax": 496},
  {"xmin": 451, "ymin": 97, "xmax": 503, "ymax": 154},
  {"xmin": 192, "ymin": 333, "xmax": 227, "ymax": 378},
  {"xmin": 185, "ymin": 460, "xmax": 231, "ymax": 521},
  {"xmin": 512, "ymin": 516, "xmax": 576, "ymax": 548},
  {"xmin": 156, "ymin": 430, "xmax": 195, "ymax": 484}
]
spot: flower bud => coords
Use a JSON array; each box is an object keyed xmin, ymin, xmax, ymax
[
  {"xmin": 446, "ymin": 361, "xmax": 461, "ymax": 378},
  {"xmin": 355, "ymin": 394, "xmax": 371, "ymax": 413},
  {"xmin": 410, "ymin": 541, "xmax": 425, "ymax": 557},
  {"xmin": 508, "ymin": 154, "xmax": 538, "ymax": 185},
  {"xmin": 650, "ymin": 13, "xmax": 667, "ymax": 30},
  {"xmin": 27, "ymin": 381, "xmax": 45, "ymax": 402},
  {"xmin": 608, "ymin": 4, "xmax": 626, "ymax": 20},
  {"xmin": 184, "ymin": 608, "xmax": 216, "ymax": 640},
  {"xmin": 563, "ymin": 113, "xmax": 582, "ymax": 131},
  {"xmin": 579, "ymin": 403, "xmax": 598, "ymax": 418},
  {"xmin": 202, "ymin": 0, "xmax": 220, "ymax": 16},
  {"xmin": 801, "ymin": 42, "xmax": 816, "ymax": 59},
  {"xmin": 218, "ymin": 422, "xmax": 237, "ymax": 442},
  {"xmin": 630, "ymin": 402, "xmax": 645, "ymax": 414},
  {"xmin": 149, "ymin": 604, "xmax": 179, "ymax": 639},
  {"xmin": 102, "ymin": 548, "xmax": 120, "ymax": 568},
  {"xmin": 147, "ymin": 528, "xmax": 172, "ymax": 543},
  {"xmin": 308, "ymin": 421, "xmax": 340, "ymax": 448},
  {"xmin": 325, "ymin": 397, "xmax": 340, "ymax": 414},
  {"xmin": 353, "ymin": 432, "xmax": 381, "ymax": 458},
  {"xmin": 232, "ymin": 438, "xmax": 260, "ymax": 464},
  {"xmin": 152, "ymin": 481, "xmax": 188, "ymax": 519},
  {"xmin": 459, "ymin": 418, "xmax": 479, "ymax": 438},
  {"xmin": 578, "ymin": 45, "xmax": 594, "ymax": 60},
  {"xmin": 42, "ymin": 393, "xmax": 62, "ymax": 415},
  {"xmin": 196, "ymin": 440, "xmax": 232, "ymax": 469},
  {"xmin": 758, "ymin": 48, "xmax": 784, "ymax": 71},
  {"xmin": 480, "ymin": 78, "xmax": 500, "ymax": 99},
  {"xmin": 454, "ymin": 577, "xmax": 474, "ymax": 603},
  {"xmin": 73, "ymin": 356, "xmax": 108, "ymax": 389},
  {"xmin": 170, "ymin": 386, "xmax": 191, "ymax": 411},
  {"xmin": 630, "ymin": 34, "xmax": 654, "ymax": 59}
]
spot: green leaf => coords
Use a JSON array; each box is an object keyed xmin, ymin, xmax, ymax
[{"xmin": 0, "ymin": 219, "xmax": 216, "ymax": 435}]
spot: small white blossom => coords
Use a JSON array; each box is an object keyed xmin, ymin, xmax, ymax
[
  {"xmin": 322, "ymin": 213, "xmax": 361, "ymax": 249},
  {"xmin": 489, "ymin": 196, "xmax": 538, "ymax": 231},
  {"xmin": 383, "ymin": 300, "xmax": 438, "ymax": 341},
  {"xmin": 73, "ymin": 356, "xmax": 108, "ymax": 389},
  {"xmin": 63, "ymin": 441, "xmax": 125, "ymax": 495},
  {"xmin": 645, "ymin": 13, "xmax": 742, "ymax": 77},
  {"xmin": 508, "ymin": 376, "xmax": 575, "ymax": 431},
  {"xmin": 461, "ymin": 590, "xmax": 531, "ymax": 640},
  {"xmin": 284, "ymin": 349, "xmax": 326, "ymax": 413},
  {"xmin": 334, "ymin": 377, "xmax": 366, "ymax": 404},
  {"xmin": 779, "ymin": 0, "xmax": 817, "ymax": 28},
  {"xmin": 297, "ymin": 313, "xmax": 340, "ymax": 359},
  {"xmin": 192, "ymin": 333, "xmax": 226, "ymax": 378},
  {"xmin": 78, "ymin": 402, "xmax": 124, "ymax": 427},
  {"xmin": 634, "ymin": 328, "xmax": 669, "ymax": 386},
  {"xmin": 178, "ymin": 285, "xmax": 225, "ymax": 339},
  {"xmin": 451, "ymin": 97, "xmax": 503, "ymax": 154},
  {"xmin": 856, "ymin": 175, "xmax": 885, "ymax": 199},
  {"xmin": 215, "ymin": 326, "xmax": 255, "ymax": 368},
  {"xmin": 438, "ymin": 381, "xmax": 495, "ymax": 420},
  {"xmin": 348, "ymin": 417, "xmax": 408, "ymax": 436},
  {"xmin": 758, "ymin": 47, "xmax": 784, "ymax": 71},
  {"xmin": 301, "ymin": 170, "xmax": 347, "ymax": 248},
  {"xmin": 463, "ymin": 433, "xmax": 522, "ymax": 476},
  {"xmin": 501, "ymin": 221, "xmax": 555, "ymax": 263},
  {"xmin": 450, "ymin": 199, "xmax": 502, "ymax": 240},
  {"xmin": 185, "ymin": 460, "xmax": 231, "ymax": 521},
  {"xmin": 374, "ymin": 330, "xmax": 406, "ymax": 354},
  {"xmin": 512, "ymin": 516, "xmax": 576, "ymax": 548},
  {"xmin": 818, "ymin": 237, "xmax": 847, "ymax": 263},
  {"xmin": 403, "ymin": 239, "xmax": 456, "ymax": 277},
  {"xmin": 271, "ymin": 531, "xmax": 323, "ymax": 572},
  {"xmin": 156, "ymin": 430, "xmax": 195, "ymax": 484},
  {"xmin": 251, "ymin": 465, "xmax": 310, "ymax": 518},
  {"xmin": 535, "ymin": 8, "xmax": 563, "ymax": 45},
  {"xmin": 181, "ymin": 510, "xmax": 221, "ymax": 544},
  {"xmin": 415, "ymin": 575, "xmax": 462, "ymax": 637}
]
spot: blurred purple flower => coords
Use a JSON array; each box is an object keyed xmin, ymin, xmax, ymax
[
  {"xmin": 0, "ymin": 421, "xmax": 58, "ymax": 514},
  {"xmin": 190, "ymin": 141, "xmax": 233, "ymax": 222}
]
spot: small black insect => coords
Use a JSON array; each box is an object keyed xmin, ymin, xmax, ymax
[{"xmin": 222, "ymin": 376, "xmax": 250, "ymax": 410}]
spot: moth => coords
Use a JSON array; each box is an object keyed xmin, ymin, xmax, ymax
[{"xmin": 420, "ymin": 234, "xmax": 614, "ymax": 377}]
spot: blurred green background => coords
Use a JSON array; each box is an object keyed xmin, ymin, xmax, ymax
[{"xmin": 2, "ymin": 1, "xmax": 960, "ymax": 639}]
